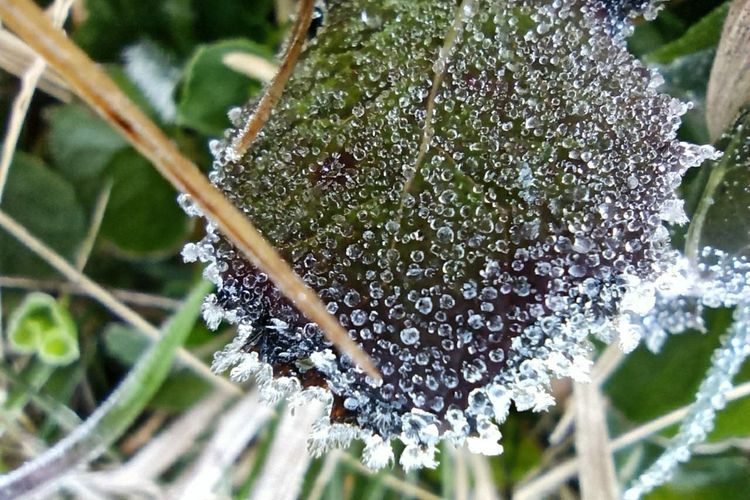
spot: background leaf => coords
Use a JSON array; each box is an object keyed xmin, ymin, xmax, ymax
[
  {"xmin": 644, "ymin": 3, "xmax": 729, "ymax": 64},
  {"xmin": 45, "ymin": 104, "xmax": 128, "ymax": 181},
  {"xmin": 100, "ymin": 149, "xmax": 191, "ymax": 256},
  {"xmin": 0, "ymin": 153, "xmax": 86, "ymax": 277},
  {"xmin": 177, "ymin": 39, "xmax": 271, "ymax": 135}
]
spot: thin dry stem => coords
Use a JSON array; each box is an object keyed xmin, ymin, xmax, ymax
[
  {"xmin": 0, "ymin": 0, "xmax": 73, "ymax": 359},
  {"xmin": 172, "ymin": 391, "xmax": 272, "ymax": 499},
  {"xmin": 119, "ymin": 411, "xmax": 167, "ymax": 455},
  {"xmin": 223, "ymin": 52, "xmax": 278, "ymax": 83},
  {"xmin": 573, "ymin": 381, "xmax": 618, "ymax": 500},
  {"xmin": 339, "ymin": 454, "xmax": 442, "ymax": 500},
  {"xmin": 306, "ymin": 451, "xmax": 342, "ymax": 500},
  {"xmin": 454, "ymin": 447, "xmax": 469, "ymax": 500},
  {"xmin": 515, "ymin": 380, "xmax": 750, "ymax": 499},
  {"xmin": 74, "ymin": 179, "xmax": 112, "ymax": 272},
  {"xmin": 111, "ymin": 392, "xmax": 233, "ymax": 481},
  {"xmin": 230, "ymin": 0, "xmax": 314, "ymax": 157},
  {"xmin": 468, "ymin": 453, "xmax": 499, "ymax": 500},
  {"xmin": 0, "ymin": 209, "xmax": 241, "ymax": 395},
  {"xmin": 274, "ymin": 0, "xmax": 296, "ymax": 25},
  {"xmin": 0, "ymin": 0, "xmax": 379, "ymax": 380},
  {"xmin": 0, "ymin": 29, "xmax": 70, "ymax": 100},
  {"xmin": 550, "ymin": 344, "xmax": 625, "ymax": 445},
  {"xmin": 247, "ymin": 400, "xmax": 324, "ymax": 500},
  {"xmin": 0, "ymin": 276, "xmax": 182, "ymax": 310},
  {"xmin": 0, "ymin": 0, "xmax": 73, "ymax": 201}
]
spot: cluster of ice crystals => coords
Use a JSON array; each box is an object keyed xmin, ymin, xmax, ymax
[
  {"xmin": 182, "ymin": 0, "xmax": 721, "ymax": 468},
  {"xmin": 625, "ymin": 302, "xmax": 750, "ymax": 499}
]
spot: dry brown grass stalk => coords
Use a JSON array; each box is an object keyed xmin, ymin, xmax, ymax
[
  {"xmin": 707, "ymin": 0, "xmax": 750, "ymax": 140},
  {"xmin": 0, "ymin": 0, "xmax": 379, "ymax": 380},
  {"xmin": 0, "ymin": 209, "xmax": 241, "ymax": 395}
]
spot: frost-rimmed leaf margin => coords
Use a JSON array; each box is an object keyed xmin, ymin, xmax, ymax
[{"xmin": 182, "ymin": 0, "xmax": 718, "ymax": 470}]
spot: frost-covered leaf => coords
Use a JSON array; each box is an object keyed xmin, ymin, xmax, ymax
[{"xmin": 185, "ymin": 0, "xmax": 717, "ymax": 467}]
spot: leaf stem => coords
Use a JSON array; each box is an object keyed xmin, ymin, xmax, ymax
[
  {"xmin": 231, "ymin": 0, "xmax": 314, "ymax": 157},
  {"xmin": 684, "ymin": 162, "xmax": 728, "ymax": 268}
]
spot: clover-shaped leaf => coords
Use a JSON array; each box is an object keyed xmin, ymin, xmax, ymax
[{"xmin": 8, "ymin": 293, "xmax": 79, "ymax": 366}]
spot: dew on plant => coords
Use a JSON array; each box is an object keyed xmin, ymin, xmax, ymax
[{"xmin": 180, "ymin": 0, "xmax": 747, "ymax": 472}]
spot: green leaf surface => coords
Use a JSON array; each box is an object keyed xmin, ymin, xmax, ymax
[
  {"xmin": 74, "ymin": 0, "xmax": 278, "ymax": 60},
  {"xmin": 686, "ymin": 111, "xmax": 750, "ymax": 262},
  {"xmin": 606, "ymin": 309, "xmax": 731, "ymax": 423},
  {"xmin": 45, "ymin": 104, "xmax": 127, "ymax": 181},
  {"xmin": 74, "ymin": 0, "xmax": 191, "ymax": 60},
  {"xmin": 0, "ymin": 153, "xmax": 87, "ymax": 277},
  {"xmin": 656, "ymin": 49, "xmax": 715, "ymax": 144},
  {"xmin": 149, "ymin": 370, "xmax": 212, "ymax": 412},
  {"xmin": 1, "ymin": 359, "xmax": 55, "ymax": 413},
  {"xmin": 189, "ymin": 0, "xmax": 279, "ymax": 46},
  {"xmin": 100, "ymin": 149, "xmax": 191, "ymax": 256},
  {"xmin": 709, "ymin": 352, "xmax": 750, "ymax": 440},
  {"xmin": 176, "ymin": 39, "xmax": 270, "ymax": 135},
  {"xmin": 645, "ymin": 3, "xmax": 729, "ymax": 64},
  {"xmin": 646, "ymin": 455, "xmax": 750, "ymax": 500},
  {"xmin": 103, "ymin": 323, "xmax": 150, "ymax": 366}
]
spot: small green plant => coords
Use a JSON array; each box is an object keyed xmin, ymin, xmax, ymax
[{"xmin": 7, "ymin": 293, "xmax": 79, "ymax": 366}]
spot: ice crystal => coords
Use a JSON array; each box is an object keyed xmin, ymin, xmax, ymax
[
  {"xmin": 625, "ymin": 302, "xmax": 750, "ymax": 499},
  {"xmin": 183, "ymin": 0, "xmax": 722, "ymax": 468}
]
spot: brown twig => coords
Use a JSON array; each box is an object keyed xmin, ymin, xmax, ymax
[
  {"xmin": 230, "ymin": 0, "xmax": 314, "ymax": 157},
  {"xmin": 0, "ymin": 0, "xmax": 379, "ymax": 380}
]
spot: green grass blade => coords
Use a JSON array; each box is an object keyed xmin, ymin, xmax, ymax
[
  {"xmin": 645, "ymin": 3, "xmax": 729, "ymax": 64},
  {"xmin": 0, "ymin": 280, "xmax": 213, "ymax": 499}
]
